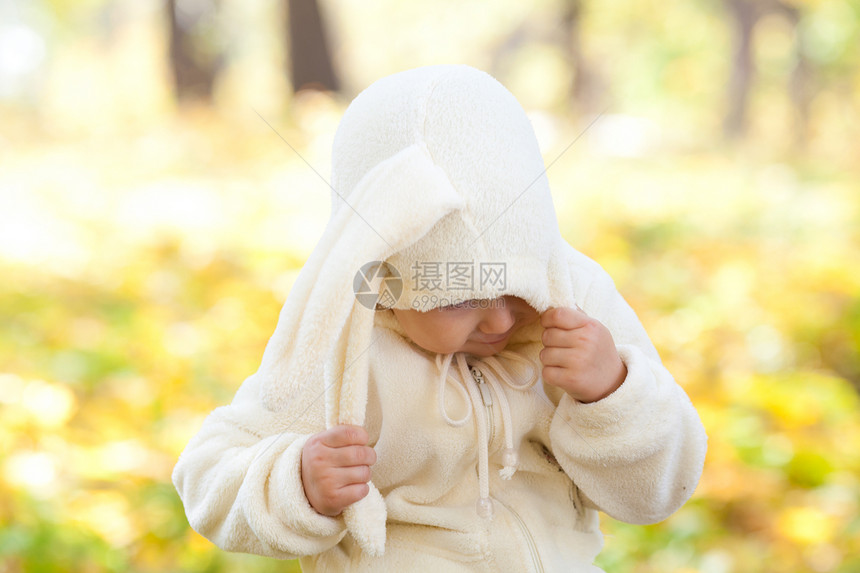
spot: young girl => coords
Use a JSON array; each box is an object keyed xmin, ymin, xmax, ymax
[{"xmin": 172, "ymin": 64, "xmax": 707, "ymax": 572}]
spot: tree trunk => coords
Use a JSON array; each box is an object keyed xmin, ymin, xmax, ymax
[
  {"xmin": 724, "ymin": 0, "xmax": 758, "ymax": 138},
  {"xmin": 167, "ymin": 0, "xmax": 220, "ymax": 102},
  {"xmin": 782, "ymin": 3, "xmax": 814, "ymax": 149},
  {"xmin": 561, "ymin": 0, "xmax": 595, "ymax": 113},
  {"xmin": 286, "ymin": 0, "xmax": 339, "ymax": 92}
]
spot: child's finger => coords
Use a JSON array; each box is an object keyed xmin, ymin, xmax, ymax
[
  {"xmin": 539, "ymin": 346, "xmax": 573, "ymax": 368},
  {"xmin": 320, "ymin": 424, "xmax": 369, "ymax": 448},
  {"xmin": 540, "ymin": 306, "xmax": 589, "ymax": 330},
  {"xmin": 331, "ymin": 445, "xmax": 377, "ymax": 468},
  {"xmin": 333, "ymin": 464, "xmax": 373, "ymax": 487},
  {"xmin": 337, "ymin": 482, "xmax": 371, "ymax": 508},
  {"xmin": 541, "ymin": 326, "xmax": 582, "ymax": 348}
]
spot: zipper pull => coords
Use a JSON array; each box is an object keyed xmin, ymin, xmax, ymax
[
  {"xmin": 470, "ymin": 366, "xmax": 493, "ymax": 406},
  {"xmin": 470, "ymin": 365, "xmax": 484, "ymax": 383}
]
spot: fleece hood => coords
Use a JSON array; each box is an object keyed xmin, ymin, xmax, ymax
[{"xmin": 255, "ymin": 64, "xmax": 580, "ymax": 556}]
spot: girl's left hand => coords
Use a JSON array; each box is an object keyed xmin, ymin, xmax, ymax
[{"xmin": 539, "ymin": 306, "xmax": 627, "ymax": 403}]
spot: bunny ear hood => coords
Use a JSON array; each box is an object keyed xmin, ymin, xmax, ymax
[
  {"xmin": 331, "ymin": 65, "xmax": 574, "ymax": 314},
  {"xmin": 256, "ymin": 64, "xmax": 578, "ymax": 556}
]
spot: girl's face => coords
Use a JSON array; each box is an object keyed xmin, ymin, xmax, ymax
[{"xmin": 391, "ymin": 296, "xmax": 539, "ymax": 357}]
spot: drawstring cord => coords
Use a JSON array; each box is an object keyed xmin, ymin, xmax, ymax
[
  {"xmin": 435, "ymin": 349, "xmax": 539, "ymax": 519},
  {"xmin": 436, "ymin": 352, "xmax": 471, "ymax": 426}
]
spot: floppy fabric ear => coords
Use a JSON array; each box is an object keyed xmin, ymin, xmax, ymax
[{"xmin": 257, "ymin": 141, "xmax": 464, "ymax": 556}]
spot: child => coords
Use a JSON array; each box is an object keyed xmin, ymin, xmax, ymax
[{"xmin": 172, "ymin": 64, "xmax": 707, "ymax": 572}]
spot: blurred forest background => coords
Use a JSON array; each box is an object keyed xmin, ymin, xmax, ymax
[{"xmin": 1, "ymin": 0, "xmax": 859, "ymax": 571}]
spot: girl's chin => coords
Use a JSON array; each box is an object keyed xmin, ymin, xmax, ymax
[
  {"xmin": 463, "ymin": 342, "xmax": 506, "ymax": 357},
  {"xmin": 414, "ymin": 339, "xmax": 507, "ymax": 357}
]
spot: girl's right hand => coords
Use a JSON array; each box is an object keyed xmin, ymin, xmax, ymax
[{"xmin": 300, "ymin": 424, "xmax": 377, "ymax": 516}]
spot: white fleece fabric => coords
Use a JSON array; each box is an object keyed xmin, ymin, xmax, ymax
[{"xmin": 172, "ymin": 64, "xmax": 707, "ymax": 572}]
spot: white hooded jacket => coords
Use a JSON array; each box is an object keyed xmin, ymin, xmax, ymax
[{"xmin": 172, "ymin": 65, "xmax": 707, "ymax": 572}]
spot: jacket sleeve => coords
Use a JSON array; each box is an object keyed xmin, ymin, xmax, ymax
[
  {"xmin": 547, "ymin": 255, "xmax": 708, "ymax": 525},
  {"xmin": 171, "ymin": 370, "xmax": 348, "ymax": 559}
]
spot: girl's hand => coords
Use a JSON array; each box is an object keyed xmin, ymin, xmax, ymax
[
  {"xmin": 300, "ymin": 424, "xmax": 377, "ymax": 516},
  {"xmin": 539, "ymin": 306, "xmax": 627, "ymax": 403}
]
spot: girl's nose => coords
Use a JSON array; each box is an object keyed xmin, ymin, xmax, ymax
[{"xmin": 478, "ymin": 302, "xmax": 516, "ymax": 334}]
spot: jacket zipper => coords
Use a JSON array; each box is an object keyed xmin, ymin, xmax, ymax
[
  {"xmin": 496, "ymin": 497, "xmax": 545, "ymax": 573},
  {"xmin": 469, "ymin": 365, "xmax": 494, "ymax": 446},
  {"xmin": 469, "ymin": 366, "xmax": 542, "ymax": 572}
]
